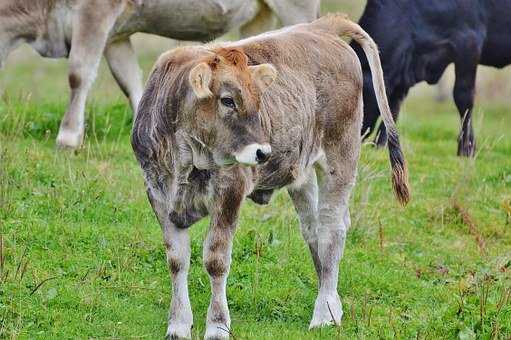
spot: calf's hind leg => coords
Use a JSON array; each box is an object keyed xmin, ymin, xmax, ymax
[
  {"xmin": 288, "ymin": 168, "xmax": 322, "ymax": 282},
  {"xmin": 310, "ymin": 122, "xmax": 360, "ymax": 328}
]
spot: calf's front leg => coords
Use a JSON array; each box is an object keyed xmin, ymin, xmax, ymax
[
  {"xmin": 148, "ymin": 191, "xmax": 194, "ymax": 339},
  {"xmin": 203, "ymin": 175, "xmax": 245, "ymax": 340}
]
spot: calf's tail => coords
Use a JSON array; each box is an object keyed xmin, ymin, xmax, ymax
[{"xmin": 313, "ymin": 13, "xmax": 411, "ymax": 206}]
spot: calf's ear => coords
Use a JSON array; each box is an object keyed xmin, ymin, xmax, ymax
[
  {"xmin": 250, "ymin": 64, "xmax": 276, "ymax": 92},
  {"xmin": 189, "ymin": 62, "xmax": 213, "ymax": 99}
]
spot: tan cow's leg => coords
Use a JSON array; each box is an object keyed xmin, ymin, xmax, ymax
[
  {"xmin": 264, "ymin": 0, "xmax": 320, "ymax": 26},
  {"xmin": 56, "ymin": 4, "xmax": 121, "ymax": 148},
  {"xmin": 203, "ymin": 171, "xmax": 245, "ymax": 340},
  {"xmin": 104, "ymin": 38, "xmax": 143, "ymax": 116},
  {"xmin": 239, "ymin": 0, "xmax": 278, "ymax": 38},
  {"xmin": 242, "ymin": 0, "xmax": 319, "ymax": 39},
  {"xmin": 148, "ymin": 192, "xmax": 193, "ymax": 339}
]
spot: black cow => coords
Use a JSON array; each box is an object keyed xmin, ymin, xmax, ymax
[{"xmin": 353, "ymin": 0, "xmax": 511, "ymax": 157}]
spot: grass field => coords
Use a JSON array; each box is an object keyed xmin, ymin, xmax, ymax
[{"xmin": 1, "ymin": 2, "xmax": 511, "ymax": 339}]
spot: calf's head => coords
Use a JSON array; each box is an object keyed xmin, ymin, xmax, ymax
[{"xmin": 186, "ymin": 48, "xmax": 276, "ymax": 166}]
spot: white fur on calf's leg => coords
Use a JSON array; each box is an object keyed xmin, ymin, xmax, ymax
[
  {"xmin": 164, "ymin": 224, "xmax": 193, "ymax": 339},
  {"xmin": 309, "ymin": 200, "xmax": 350, "ymax": 329},
  {"xmin": 309, "ymin": 160, "xmax": 355, "ymax": 329},
  {"xmin": 202, "ymin": 171, "xmax": 245, "ymax": 339},
  {"xmin": 149, "ymin": 194, "xmax": 193, "ymax": 339},
  {"xmin": 288, "ymin": 168, "xmax": 322, "ymax": 281},
  {"xmin": 203, "ymin": 227, "xmax": 234, "ymax": 340}
]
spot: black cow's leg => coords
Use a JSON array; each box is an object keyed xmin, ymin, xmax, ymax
[
  {"xmin": 374, "ymin": 121, "xmax": 388, "ymax": 148},
  {"xmin": 374, "ymin": 94, "xmax": 403, "ymax": 148},
  {"xmin": 453, "ymin": 58, "xmax": 478, "ymax": 157},
  {"xmin": 361, "ymin": 76, "xmax": 380, "ymax": 141},
  {"xmin": 361, "ymin": 110, "xmax": 379, "ymax": 140}
]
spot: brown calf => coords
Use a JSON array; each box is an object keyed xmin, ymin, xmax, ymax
[{"xmin": 132, "ymin": 13, "xmax": 410, "ymax": 339}]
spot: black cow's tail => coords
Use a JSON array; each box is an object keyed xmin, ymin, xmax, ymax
[{"xmin": 313, "ymin": 13, "xmax": 411, "ymax": 206}]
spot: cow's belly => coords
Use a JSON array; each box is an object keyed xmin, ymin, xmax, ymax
[
  {"xmin": 121, "ymin": 0, "xmax": 259, "ymax": 40},
  {"xmin": 481, "ymin": 39, "xmax": 511, "ymax": 68}
]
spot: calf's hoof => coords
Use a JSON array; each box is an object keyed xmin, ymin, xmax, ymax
[
  {"xmin": 309, "ymin": 293, "xmax": 343, "ymax": 329},
  {"xmin": 56, "ymin": 128, "xmax": 83, "ymax": 149},
  {"xmin": 204, "ymin": 323, "xmax": 230, "ymax": 340},
  {"xmin": 166, "ymin": 322, "xmax": 192, "ymax": 339}
]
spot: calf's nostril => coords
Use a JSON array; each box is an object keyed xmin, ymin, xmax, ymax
[{"xmin": 256, "ymin": 149, "xmax": 270, "ymax": 164}]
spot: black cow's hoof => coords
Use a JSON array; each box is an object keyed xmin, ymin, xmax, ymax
[{"xmin": 457, "ymin": 139, "xmax": 476, "ymax": 157}]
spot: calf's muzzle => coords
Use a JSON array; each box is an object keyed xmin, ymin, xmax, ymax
[{"xmin": 234, "ymin": 143, "xmax": 271, "ymax": 166}]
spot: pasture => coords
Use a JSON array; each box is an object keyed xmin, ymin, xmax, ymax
[{"xmin": 1, "ymin": 1, "xmax": 510, "ymax": 339}]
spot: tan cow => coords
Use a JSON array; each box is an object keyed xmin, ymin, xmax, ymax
[
  {"xmin": 0, "ymin": 0, "xmax": 319, "ymax": 148},
  {"xmin": 132, "ymin": 13, "xmax": 410, "ymax": 339}
]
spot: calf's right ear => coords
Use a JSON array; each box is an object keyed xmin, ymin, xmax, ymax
[
  {"xmin": 250, "ymin": 64, "xmax": 276, "ymax": 93},
  {"xmin": 189, "ymin": 62, "xmax": 213, "ymax": 99}
]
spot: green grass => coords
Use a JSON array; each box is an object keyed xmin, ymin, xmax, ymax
[
  {"xmin": 1, "ymin": 7, "xmax": 511, "ymax": 336},
  {"xmin": 1, "ymin": 76, "xmax": 510, "ymax": 339}
]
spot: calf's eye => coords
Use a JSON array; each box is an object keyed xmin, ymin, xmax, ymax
[{"xmin": 221, "ymin": 97, "xmax": 236, "ymax": 109}]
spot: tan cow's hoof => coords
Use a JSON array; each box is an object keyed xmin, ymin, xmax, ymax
[{"xmin": 56, "ymin": 128, "xmax": 83, "ymax": 149}]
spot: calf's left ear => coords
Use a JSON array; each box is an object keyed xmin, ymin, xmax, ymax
[{"xmin": 250, "ymin": 64, "xmax": 276, "ymax": 92}]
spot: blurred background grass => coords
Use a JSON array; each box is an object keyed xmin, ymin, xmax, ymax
[{"xmin": 1, "ymin": 0, "xmax": 509, "ymax": 108}]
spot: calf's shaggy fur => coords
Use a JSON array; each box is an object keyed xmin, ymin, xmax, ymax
[{"xmin": 132, "ymin": 14, "xmax": 410, "ymax": 339}]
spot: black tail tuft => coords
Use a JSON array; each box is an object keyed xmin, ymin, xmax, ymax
[{"xmin": 387, "ymin": 131, "xmax": 410, "ymax": 206}]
